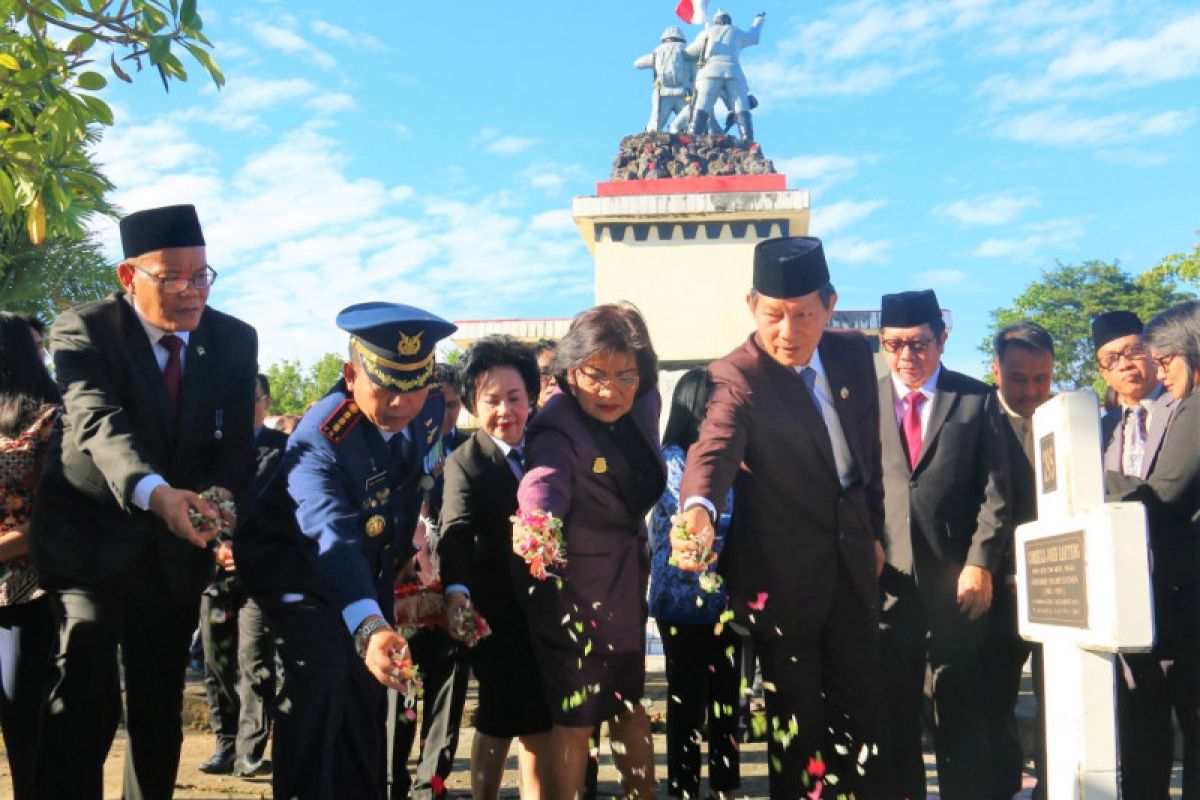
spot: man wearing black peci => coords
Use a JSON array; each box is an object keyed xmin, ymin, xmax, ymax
[{"xmin": 31, "ymin": 204, "xmax": 258, "ymax": 800}]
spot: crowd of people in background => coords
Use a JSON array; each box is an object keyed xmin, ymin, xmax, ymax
[{"xmin": 0, "ymin": 202, "xmax": 1198, "ymax": 800}]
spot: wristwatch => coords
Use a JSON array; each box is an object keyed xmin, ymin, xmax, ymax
[{"xmin": 354, "ymin": 616, "xmax": 393, "ymax": 659}]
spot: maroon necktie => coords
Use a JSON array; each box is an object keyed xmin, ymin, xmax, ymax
[
  {"xmin": 160, "ymin": 334, "xmax": 184, "ymax": 411},
  {"xmin": 902, "ymin": 391, "xmax": 925, "ymax": 471}
]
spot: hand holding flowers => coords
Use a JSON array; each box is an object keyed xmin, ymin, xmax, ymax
[
  {"xmin": 510, "ymin": 509, "xmax": 567, "ymax": 581},
  {"xmin": 667, "ymin": 512, "xmax": 722, "ymax": 593}
]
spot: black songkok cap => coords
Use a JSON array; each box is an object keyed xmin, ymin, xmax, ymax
[
  {"xmin": 752, "ymin": 237, "xmax": 830, "ymax": 299},
  {"xmin": 1091, "ymin": 311, "xmax": 1143, "ymax": 351},
  {"xmin": 880, "ymin": 290, "xmax": 942, "ymax": 328},
  {"xmin": 119, "ymin": 204, "xmax": 206, "ymax": 259},
  {"xmin": 337, "ymin": 302, "xmax": 457, "ymax": 393}
]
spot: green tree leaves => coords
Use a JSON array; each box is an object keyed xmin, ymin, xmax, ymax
[
  {"xmin": 0, "ymin": 0, "xmax": 225, "ymax": 243},
  {"xmin": 264, "ymin": 353, "xmax": 347, "ymax": 416},
  {"xmin": 982, "ymin": 258, "xmax": 1197, "ymax": 392}
]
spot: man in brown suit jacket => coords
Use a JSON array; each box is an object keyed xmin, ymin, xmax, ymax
[{"xmin": 674, "ymin": 236, "xmax": 886, "ymax": 798}]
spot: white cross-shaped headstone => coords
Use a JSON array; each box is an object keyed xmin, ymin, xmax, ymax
[{"xmin": 1015, "ymin": 390, "xmax": 1155, "ymax": 799}]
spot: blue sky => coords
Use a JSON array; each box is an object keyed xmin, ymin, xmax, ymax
[{"xmin": 89, "ymin": 0, "xmax": 1200, "ymax": 377}]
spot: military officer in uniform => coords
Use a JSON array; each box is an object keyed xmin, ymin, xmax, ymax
[
  {"xmin": 685, "ymin": 9, "xmax": 764, "ymax": 142},
  {"xmin": 235, "ymin": 302, "xmax": 456, "ymax": 800}
]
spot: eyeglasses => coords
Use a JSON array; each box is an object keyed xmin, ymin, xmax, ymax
[
  {"xmin": 1150, "ymin": 353, "xmax": 1178, "ymax": 371},
  {"xmin": 132, "ymin": 264, "xmax": 218, "ymax": 294},
  {"xmin": 880, "ymin": 337, "xmax": 934, "ymax": 355},
  {"xmin": 576, "ymin": 367, "xmax": 639, "ymax": 391},
  {"xmin": 1097, "ymin": 347, "xmax": 1148, "ymax": 371}
]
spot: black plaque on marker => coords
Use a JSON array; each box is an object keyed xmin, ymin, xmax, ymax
[
  {"xmin": 1039, "ymin": 432, "xmax": 1057, "ymax": 494},
  {"xmin": 1025, "ymin": 529, "xmax": 1088, "ymax": 628}
]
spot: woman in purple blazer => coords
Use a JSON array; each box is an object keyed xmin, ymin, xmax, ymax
[{"xmin": 516, "ymin": 304, "xmax": 666, "ymax": 799}]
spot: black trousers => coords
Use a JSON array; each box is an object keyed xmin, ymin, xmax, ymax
[
  {"xmin": 1117, "ymin": 648, "xmax": 1200, "ymax": 800},
  {"xmin": 388, "ymin": 626, "xmax": 468, "ymax": 800},
  {"xmin": 981, "ymin": 582, "xmax": 1034, "ymax": 800},
  {"xmin": 36, "ymin": 550, "xmax": 205, "ymax": 800},
  {"xmin": 755, "ymin": 561, "xmax": 885, "ymax": 799},
  {"xmin": 0, "ymin": 596, "xmax": 54, "ymax": 800},
  {"xmin": 880, "ymin": 578, "xmax": 991, "ymax": 800},
  {"xmin": 262, "ymin": 595, "xmax": 386, "ymax": 800},
  {"xmin": 660, "ymin": 619, "xmax": 741, "ymax": 798},
  {"xmin": 199, "ymin": 574, "xmax": 276, "ymax": 760}
]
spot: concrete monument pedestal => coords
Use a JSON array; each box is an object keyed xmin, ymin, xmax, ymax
[{"xmin": 572, "ymin": 174, "xmax": 809, "ymax": 367}]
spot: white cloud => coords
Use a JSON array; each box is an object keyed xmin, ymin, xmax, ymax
[
  {"xmin": 826, "ymin": 237, "xmax": 894, "ymax": 265},
  {"xmin": 913, "ymin": 268, "xmax": 970, "ymax": 288},
  {"xmin": 811, "ymin": 199, "xmax": 886, "ymax": 236},
  {"xmin": 1047, "ymin": 11, "xmax": 1200, "ymax": 86},
  {"xmin": 310, "ymin": 20, "xmax": 386, "ymax": 51},
  {"xmin": 474, "ymin": 128, "xmax": 540, "ymax": 156},
  {"xmin": 772, "ymin": 153, "xmax": 867, "ymax": 193},
  {"xmin": 995, "ymin": 106, "xmax": 1196, "ymax": 147},
  {"xmin": 935, "ymin": 191, "xmax": 1039, "ymax": 226},
  {"xmin": 212, "ymin": 77, "xmax": 315, "ymax": 113},
  {"xmin": 519, "ymin": 161, "xmax": 586, "ymax": 193},
  {"xmin": 100, "ymin": 117, "xmax": 591, "ymax": 366},
  {"xmin": 250, "ymin": 21, "xmax": 336, "ymax": 70},
  {"xmin": 527, "ymin": 210, "xmax": 576, "ymax": 234},
  {"xmin": 980, "ymin": 9, "xmax": 1200, "ymax": 105},
  {"xmin": 973, "ymin": 217, "xmax": 1086, "ymax": 261},
  {"xmin": 306, "ymin": 92, "xmax": 356, "ymax": 114}
]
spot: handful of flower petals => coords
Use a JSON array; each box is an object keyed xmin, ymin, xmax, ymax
[
  {"xmin": 448, "ymin": 604, "xmax": 492, "ymax": 647},
  {"xmin": 510, "ymin": 509, "xmax": 567, "ymax": 581},
  {"xmin": 668, "ymin": 514, "xmax": 722, "ymax": 593},
  {"xmin": 392, "ymin": 651, "xmax": 423, "ymax": 708},
  {"xmin": 187, "ymin": 486, "xmax": 236, "ymax": 537}
]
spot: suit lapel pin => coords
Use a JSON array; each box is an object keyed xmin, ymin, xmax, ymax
[
  {"xmin": 196, "ymin": 345, "xmax": 206, "ymax": 356},
  {"xmin": 593, "ymin": 457, "xmax": 607, "ymax": 474},
  {"xmin": 840, "ymin": 387, "xmax": 850, "ymax": 400}
]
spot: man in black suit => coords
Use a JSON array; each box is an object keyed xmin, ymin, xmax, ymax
[
  {"xmin": 197, "ymin": 373, "xmax": 286, "ymax": 777},
  {"xmin": 675, "ymin": 237, "xmax": 887, "ymax": 798},
  {"xmin": 1092, "ymin": 310, "xmax": 1176, "ymax": 798},
  {"xmin": 876, "ymin": 289, "xmax": 1009, "ymax": 800},
  {"xmin": 988, "ymin": 321, "xmax": 1055, "ymax": 799},
  {"xmin": 30, "ymin": 204, "xmax": 258, "ymax": 800}
]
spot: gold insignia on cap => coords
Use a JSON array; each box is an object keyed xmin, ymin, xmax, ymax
[
  {"xmin": 593, "ymin": 457, "xmax": 607, "ymax": 474},
  {"xmin": 365, "ymin": 515, "xmax": 386, "ymax": 537},
  {"xmin": 840, "ymin": 387, "xmax": 850, "ymax": 400},
  {"xmin": 397, "ymin": 330, "xmax": 424, "ymax": 357}
]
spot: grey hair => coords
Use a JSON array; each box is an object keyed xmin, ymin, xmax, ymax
[{"xmin": 1144, "ymin": 301, "xmax": 1200, "ymax": 380}]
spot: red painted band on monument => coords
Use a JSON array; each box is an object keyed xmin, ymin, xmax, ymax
[{"xmin": 595, "ymin": 174, "xmax": 787, "ymax": 197}]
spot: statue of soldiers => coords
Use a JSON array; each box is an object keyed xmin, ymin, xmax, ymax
[
  {"xmin": 686, "ymin": 10, "xmax": 765, "ymax": 142},
  {"xmin": 634, "ymin": 25, "xmax": 696, "ymax": 133}
]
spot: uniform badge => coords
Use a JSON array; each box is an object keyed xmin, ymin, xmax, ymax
[
  {"xmin": 593, "ymin": 457, "xmax": 607, "ymax": 474},
  {"xmin": 365, "ymin": 515, "xmax": 386, "ymax": 537},
  {"xmin": 321, "ymin": 399, "xmax": 362, "ymax": 444},
  {"xmin": 840, "ymin": 387, "xmax": 850, "ymax": 400},
  {"xmin": 419, "ymin": 475, "xmax": 435, "ymax": 492}
]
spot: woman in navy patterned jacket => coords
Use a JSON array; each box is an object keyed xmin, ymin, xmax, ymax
[{"xmin": 649, "ymin": 367, "xmax": 741, "ymax": 800}]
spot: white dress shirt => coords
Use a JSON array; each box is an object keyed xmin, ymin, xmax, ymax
[
  {"xmin": 129, "ymin": 312, "xmax": 191, "ymax": 510},
  {"xmin": 890, "ymin": 364, "xmax": 941, "ymax": 437}
]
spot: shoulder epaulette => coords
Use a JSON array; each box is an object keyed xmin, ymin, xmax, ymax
[{"xmin": 320, "ymin": 399, "xmax": 362, "ymax": 445}]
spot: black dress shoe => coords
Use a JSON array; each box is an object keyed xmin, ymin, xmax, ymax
[
  {"xmin": 198, "ymin": 748, "xmax": 236, "ymax": 775},
  {"xmin": 234, "ymin": 755, "xmax": 272, "ymax": 778}
]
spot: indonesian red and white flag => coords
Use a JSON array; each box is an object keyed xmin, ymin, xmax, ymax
[{"xmin": 675, "ymin": 0, "xmax": 709, "ymax": 25}]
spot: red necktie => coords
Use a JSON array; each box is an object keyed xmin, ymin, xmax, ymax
[
  {"xmin": 902, "ymin": 390, "xmax": 925, "ymax": 471},
  {"xmin": 160, "ymin": 334, "xmax": 184, "ymax": 411}
]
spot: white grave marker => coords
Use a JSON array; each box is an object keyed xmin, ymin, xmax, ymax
[{"xmin": 1014, "ymin": 390, "xmax": 1154, "ymax": 799}]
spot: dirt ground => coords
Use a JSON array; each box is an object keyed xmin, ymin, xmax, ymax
[{"xmin": 0, "ymin": 663, "xmax": 1051, "ymax": 799}]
